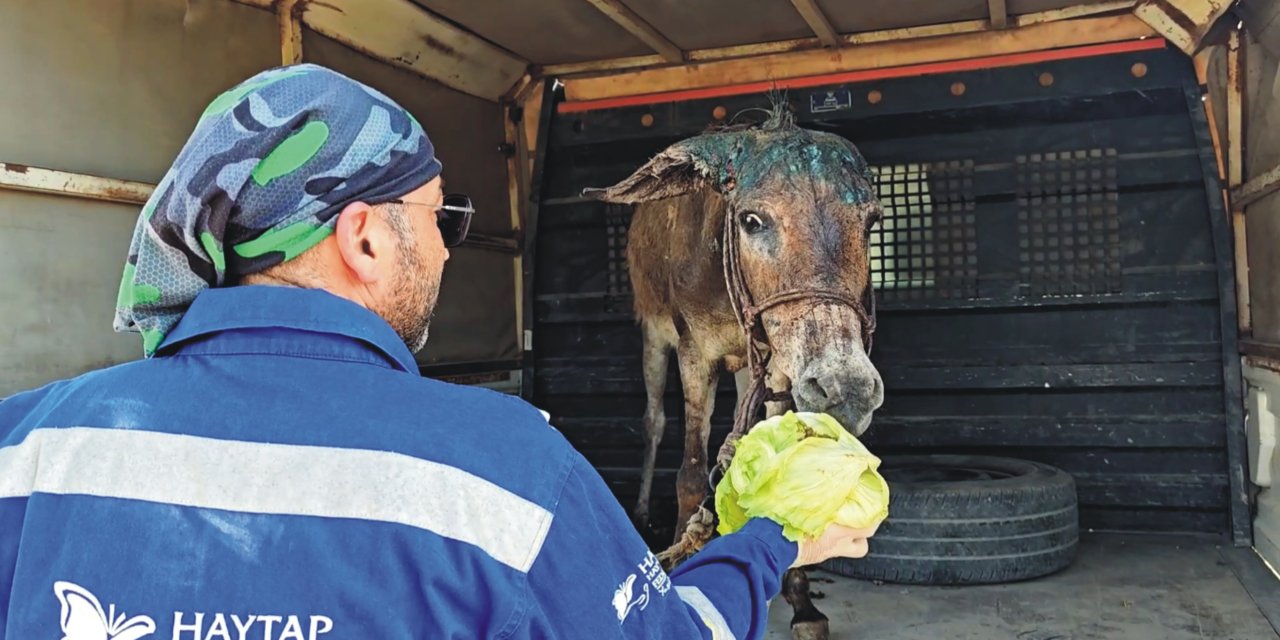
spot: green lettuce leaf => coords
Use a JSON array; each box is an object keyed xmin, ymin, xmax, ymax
[{"xmin": 715, "ymin": 411, "xmax": 890, "ymax": 541}]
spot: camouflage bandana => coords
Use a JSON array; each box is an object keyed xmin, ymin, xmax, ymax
[{"xmin": 113, "ymin": 64, "xmax": 441, "ymax": 356}]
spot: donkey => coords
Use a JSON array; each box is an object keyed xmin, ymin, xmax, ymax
[{"xmin": 587, "ymin": 110, "xmax": 885, "ymax": 639}]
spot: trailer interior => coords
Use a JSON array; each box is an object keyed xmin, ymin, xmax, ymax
[{"xmin": 2, "ymin": 0, "xmax": 1279, "ymax": 637}]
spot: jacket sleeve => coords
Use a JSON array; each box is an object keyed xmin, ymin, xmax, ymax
[{"xmin": 513, "ymin": 451, "xmax": 797, "ymax": 640}]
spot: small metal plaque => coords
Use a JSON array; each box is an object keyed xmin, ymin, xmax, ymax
[{"xmin": 810, "ymin": 89, "xmax": 853, "ymax": 113}]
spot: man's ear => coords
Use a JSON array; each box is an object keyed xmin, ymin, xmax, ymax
[{"xmin": 334, "ymin": 201, "xmax": 386, "ymax": 284}]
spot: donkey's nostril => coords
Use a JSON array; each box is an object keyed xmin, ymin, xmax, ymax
[{"xmin": 797, "ymin": 373, "xmax": 846, "ymax": 407}]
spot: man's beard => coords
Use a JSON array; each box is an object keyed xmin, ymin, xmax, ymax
[{"xmin": 377, "ymin": 244, "xmax": 441, "ymax": 354}]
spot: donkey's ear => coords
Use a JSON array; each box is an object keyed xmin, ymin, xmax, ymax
[{"xmin": 583, "ymin": 136, "xmax": 732, "ymax": 204}]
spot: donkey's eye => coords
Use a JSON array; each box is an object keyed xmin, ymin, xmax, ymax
[{"xmin": 740, "ymin": 211, "xmax": 767, "ymax": 234}]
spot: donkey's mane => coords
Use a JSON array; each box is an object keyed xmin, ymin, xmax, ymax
[{"xmin": 703, "ymin": 90, "xmax": 798, "ymax": 135}]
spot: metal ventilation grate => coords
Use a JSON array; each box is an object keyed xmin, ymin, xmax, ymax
[
  {"xmin": 1017, "ymin": 149, "xmax": 1122, "ymax": 296},
  {"xmin": 605, "ymin": 204, "xmax": 634, "ymax": 297},
  {"xmin": 869, "ymin": 160, "xmax": 978, "ymax": 301}
]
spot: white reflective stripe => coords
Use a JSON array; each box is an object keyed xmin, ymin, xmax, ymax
[
  {"xmin": 0, "ymin": 427, "xmax": 553, "ymax": 572},
  {"xmin": 675, "ymin": 586, "xmax": 737, "ymax": 640}
]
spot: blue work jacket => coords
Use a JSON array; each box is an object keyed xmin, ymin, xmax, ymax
[{"xmin": 0, "ymin": 285, "xmax": 795, "ymax": 639}]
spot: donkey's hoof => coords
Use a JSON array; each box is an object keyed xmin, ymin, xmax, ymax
[{"xmin": 790, "ymin": 618, "xmax": 829, "ymax": 640}]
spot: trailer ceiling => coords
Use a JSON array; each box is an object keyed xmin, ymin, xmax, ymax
[
  {"xmin": 226, "ymin": 0, "xmax": 1242, "ymax": 102},
  {"xmin": 421, "ymin": 0, "xmax": 1125, "ymax": 63}
]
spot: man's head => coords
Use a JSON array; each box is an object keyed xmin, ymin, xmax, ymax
[
  {"xmin": 114, "ymin": 64, "xmax": 462, "ymax": 356},
  {"xmin": 241, "ymin": 178, "xmax": 449, "ymax": 352}
]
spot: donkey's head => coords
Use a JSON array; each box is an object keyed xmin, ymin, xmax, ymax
[{"xmin": 588, "ymin": 112, "xmax": 884, "ymax": 435}]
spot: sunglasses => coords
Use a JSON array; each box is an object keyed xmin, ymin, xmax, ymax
[{"xmin": 387, "ymin": 193, "xmax": 474, "ymax": 247}]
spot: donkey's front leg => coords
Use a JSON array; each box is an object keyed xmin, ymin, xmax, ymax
[
  {"xmin": 674, "ymin": 338, "xmax": 719, "ymax": 544},
  {"xmin": 767, "ymin": 367, "xmax": 828, "ymax": 640},
  {"xmin": 634, "ymin": 319, "xmax": 675, "ymax": 530}
]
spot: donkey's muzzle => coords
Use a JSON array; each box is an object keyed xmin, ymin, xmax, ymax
[{"xmin": 793, "ymin": 353, "xmax": 884, "ymax": 436}]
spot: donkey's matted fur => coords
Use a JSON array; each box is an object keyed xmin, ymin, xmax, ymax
[{"xmin": 587, "ymin": 106, "xmax": 884, "ymax": 640}]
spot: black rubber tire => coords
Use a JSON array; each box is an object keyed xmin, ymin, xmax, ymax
[{"xmin": 821, "ymin": 454, "xmax": 1079, "ymax": 585}]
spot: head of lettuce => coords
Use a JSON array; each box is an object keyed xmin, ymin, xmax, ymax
[{"xmin": 715, "ymin": 411, "xmax": 891, "ymax": 541}]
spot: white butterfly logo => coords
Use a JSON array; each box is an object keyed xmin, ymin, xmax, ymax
[
  {"xmin": 612, "ymin": 574, "xmax": 650, "ymax": 623},
  {"xmin": 54, "ymin": 581, "xmax": 156, "ymax": 640}
]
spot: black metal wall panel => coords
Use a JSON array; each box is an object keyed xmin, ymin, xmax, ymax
[{"xmin": 533, "ymin": 45, "xmax": 1246, "ymax": 544}]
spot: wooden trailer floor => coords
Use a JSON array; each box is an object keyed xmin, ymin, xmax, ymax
[{"xmin": 766, "ymin": 533, "xmax": 1280, "ymax": 639}]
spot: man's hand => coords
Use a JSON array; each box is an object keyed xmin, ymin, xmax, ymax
[{"xmin": 792, "ymin": 523, "xmax": 880, "ymax": 568}]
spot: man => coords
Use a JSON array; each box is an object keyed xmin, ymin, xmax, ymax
[{"xmin": 0, "ymin": 65, "xmax": 874, "ymax": 639}]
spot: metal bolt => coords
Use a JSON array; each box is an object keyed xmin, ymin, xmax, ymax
[
  {"xmin": 950, "ymin": 82, "xmax": 966, "ymax": 96},
  {"xmin": 712, "ymin": 105, "xmax": 728, "ymax": 120},
  {"xmin": 1039, "ymin": 72, "xmax": 1055, "ymax": 87},
  {"xmin": 640, "ymin": 113, "xmax": 655, "ymax": 127},
  {"xmin": 1131, "ymin": 62, "xmax": 1148, "ymax": 78},
  {"xmin": 868, "ymin": 90, "xmax": 883, "ymax": 104}
]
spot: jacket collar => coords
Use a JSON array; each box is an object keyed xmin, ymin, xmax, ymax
[{"xmin": 157, "ymin": 285, "xmax": 419, "ymax": 373}]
